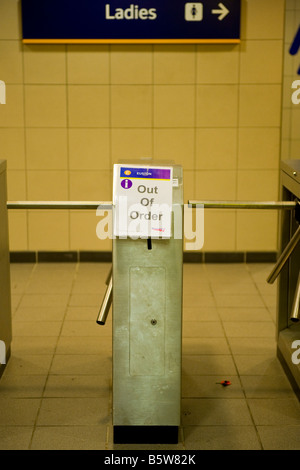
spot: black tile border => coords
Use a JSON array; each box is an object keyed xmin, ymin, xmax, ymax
[
  {"xmin": 9, "ymin": 250, "xmax": 277, "ymax": 264},
  {"xmin": 37, "ymin": 251, "xmax": 78, "ymax": 263},
  {"xmin": 245, "ymin": 251, "xmax": 277, "ymax": 263},
  {"xmin": 204, "ymin": 252, "xmax": 244, "ymax": 263},
  {"xmin": 182, "ymin": 252, "xmax": 203, "ymax": 263},
  {"xmin": 79, "ymin": 251, "xmax": 112, "ymax": 262},
  {"xmin": 9, "ymin": 251, "xmax": 36, "ymax": 263},
  {"xmin": 113, "ymin": 425, "xmax": 179, "ymax": 444}
]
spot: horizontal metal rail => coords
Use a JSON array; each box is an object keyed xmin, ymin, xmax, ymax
[
  {"xmin": 7, "ymin": 200, "xmax": 298, "ymax": 211},
  {"xmin": 7, "ymin": 201, "xmax": 113, "ymax": 210},
  {"xmin": 188, "ymin": 200, "xmax": 297, "ymax": 210}
]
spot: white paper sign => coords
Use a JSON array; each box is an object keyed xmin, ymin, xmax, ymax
[{"xmin": 113, "ymin": 164, "xmax": 173, "ymax": 239}]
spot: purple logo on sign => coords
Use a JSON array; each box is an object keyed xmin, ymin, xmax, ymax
[{"xmin": 121, "ymin": 179, "xmax": 132, "ymax": 189}]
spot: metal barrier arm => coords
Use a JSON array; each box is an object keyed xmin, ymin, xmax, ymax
[
  {"xmin": 7, "ymin": 198, "xmax": 300, "ymax": 289},
  {"xmin": 6, "ymin": 200, "xmax": 114, "ymax": 324},
  {"xmin": 96, "ymin": 270, "xmax": 113, "ymax": 326},
  {"xmin": 267, "ymin": 225, "xmax": 300, "ymax": 284},
  {"xmin": 290, "ymin": 271, "xmax": 300, "ymax": 323},
  {"xmin": 7, "ymin": 201, "xmax": 113, "ymax": 210},
  {"xmin": 188, "ymin": 199, "xmax": 300, "ymax": 286},
  {"xmin": 188, "ymin": 200, "xmax": 297, "ymax": 210},
  {"xmin": 8, "ymin": 200, "xmax": 297, "ymax": 211}
]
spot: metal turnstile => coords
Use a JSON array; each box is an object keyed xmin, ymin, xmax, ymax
[
  {"xmin": 106, "ymin": 162, "xmax": 183, "ymax": 444},
  {"xmin": 5, "ymin": 160, "xmax": 183, "ymax": 443},
  {"xmin": 5, "ymin": 158, "xmax": 300, "ymax": 440},
  {"xmin": 6, "ymin": 159, "xmax": 183, "ymax": 444},
  {"xmin": 267, "ymin": 160, "xmax": 300, "ymax": 396},
  {"xmin": 0, "ymin": 160, "xmax": 12, "ymax": 377},
  {"xmin": 189, "ymin": 160, "xmax": 300, "ymax": 398}
]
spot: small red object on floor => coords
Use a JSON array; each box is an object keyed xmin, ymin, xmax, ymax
[
  {"xmin": 220, "ymin": 380, "xmax": 231, "ymax": 386},
  {"xmin": 216, "ymin": 380, "xmax": 232, "ymax": 386}
]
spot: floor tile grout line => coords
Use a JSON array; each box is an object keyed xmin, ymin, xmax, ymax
[
  {"xmin": 183, "ymin": 263, "xmax": 265, "ymax": 448},
  {"xmin": 212, "ymin": 285, "xmax": 265, "ymax": 450},
  {"xmin": 245, "ymin": 263, "xmax": 278, "ymax": 326},
  {"xmin": 27, "ymin": 261, "xmax": 81, "ymax": 449},
  {"xmin": 5, "ymin": 262, "xmax": 300, "ymax": 449},
  {"xmin": 10, "ymin": 263, "xmax": 38, "ymax": 319}
]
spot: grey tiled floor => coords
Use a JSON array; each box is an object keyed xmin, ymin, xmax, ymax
[{"xmin": 1, "ymin": 261, "xmax": 300, "ymax": 450}]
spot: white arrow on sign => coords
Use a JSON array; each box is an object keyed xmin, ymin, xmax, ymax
[{"xmin": 212, "ymin": 3, "xmax": 229, "ymax": 21}]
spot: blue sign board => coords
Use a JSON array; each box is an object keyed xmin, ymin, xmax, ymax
[
  {"xmin": 21, "ymin": 1, "xmax": 241, "ymax": 44},
  {"xmin": 289, "ymin": 26, "xmax": 300, "ymax": 75}
]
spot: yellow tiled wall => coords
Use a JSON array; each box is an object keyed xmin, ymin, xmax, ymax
[
  {"xmin": 281, "ymin": 0, "xmax": 300, "ymax": 162},
  {"xmin": 0, "ymin": 0, "xmax": 287, "ymax": 253}
]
